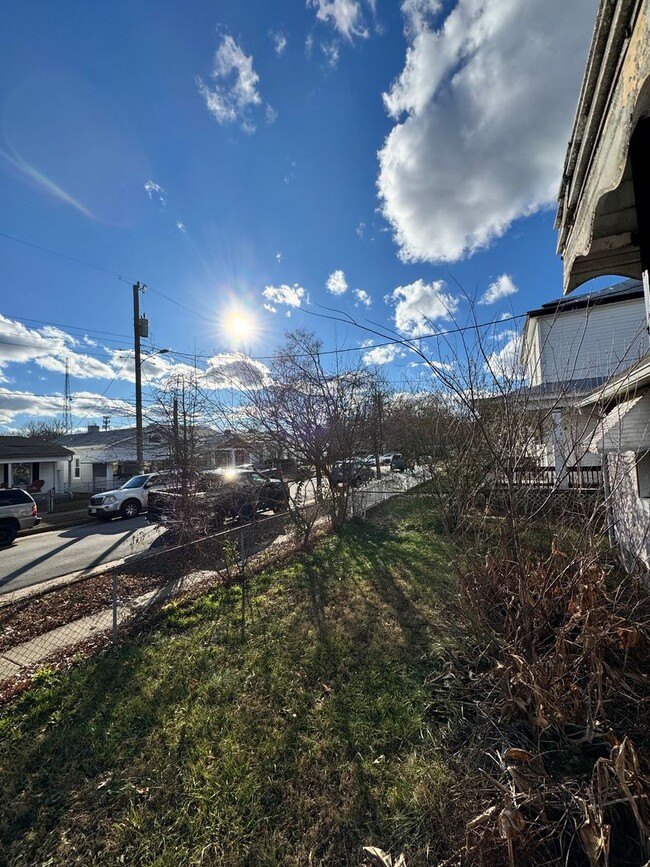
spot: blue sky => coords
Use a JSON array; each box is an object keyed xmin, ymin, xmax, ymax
[{"xmin": 0, "ymin": 0, "xmax": 601, "ymax": 430}]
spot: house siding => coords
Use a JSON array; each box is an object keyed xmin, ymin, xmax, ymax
[
  {"xmin": 536, "ymin": 298, "xmax": 647, "ymax": 384},
  {"xmin": 607, "ymin": 451, "xmax": 650, "ymax": 567}
]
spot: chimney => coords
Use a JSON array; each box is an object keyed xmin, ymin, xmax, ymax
[{"xmin": 87, "ymin": 424, "xmax": 100, "ymax": 433}]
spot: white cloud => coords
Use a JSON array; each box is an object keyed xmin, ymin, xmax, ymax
[
  {"xmin": 203, "ymin": 353, "xmax": 270, "ymax": 390},
  {"xmin": 400, "ymin": 0, "xmax": 441, "ymax": 36},
  {"xmin": 272, "ymin": 31, "xmax": 288, "ymax": 55},
  {"xmin": 262, "ymin": 283, "xmax": 306, "ymax": 310},
  {"xmin": 479, "ymin": 273, "xmax": 518, "ymax": 305},
  {"xmin": 144, "ymin": 180, "xmax": 166, "ymax": 206},
  {"xmin": 0, "ymin": 314, "xmax": 178, "ymax": 388},
  {"xmin": 354, "ymin": 288, "xmax": 371, "ymax": 307},
  {"xmin": 362, "ymin": 343, "xmax": 403, "ymax": 365},
  {"xmin": 326, "ymin": 269, "xmax": 348, "ymax": 295},
  {"xmin": 176, "ymin": 221, "xmax": 186, "ymax": 233},
  {"xmin": 321, "ymin": 42, "xmax": 340, "ymax": 68},
  {"xmin": 275, "ymin": 252, "xmax": 282, "ymax": 263},
  {"xmin": 378, "ymin": 0, "xmax": 598, "ymax": 263},
  {"xmin": 307, "ymin": 0, "xmax": 369, "ymax": 40},
  {"xmin": 355, "ymin": 221, "xmax": 366, "ymax": 238},
  {"xmin": 0, "ymin": 315, "xmax": 75, "ymax": 373},
  {"xmin": 197, "ymin": 34, "xmax": 272, "ymax": 132},
  {"xmin": 388, "ymin": 279, "xmax": 459, "ymax": 337},
  {"xmin": 485, "ymin": 331, "xmax": 523, "ymax": 380},
  {"xmin": 0, "ymin": 387, "xmax": 133, "ymax": 425}
]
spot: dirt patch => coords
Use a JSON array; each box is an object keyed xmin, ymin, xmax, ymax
[{"xmin": 0, "ymin": 514, "xmax": 313, "ymax": 654}]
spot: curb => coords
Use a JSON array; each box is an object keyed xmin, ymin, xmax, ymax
[
  {"xmin": 2, "ymin": 510, "xmax": 294, "ymax": 609},
  {"xmin": 20, "ymin": 514, "xmax": 96, "ymax": 536}
]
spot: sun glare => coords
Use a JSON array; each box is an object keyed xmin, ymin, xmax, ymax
[{"xmin": 222, "ymin": 308, "xmax": 260, "ymax": 344}]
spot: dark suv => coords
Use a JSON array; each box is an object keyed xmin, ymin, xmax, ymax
[
  {"xmin": 147, "ymin": 468, "xmax": 289, "ymax": 530},
  {"xmin": 0, "ymin": 488, "xmax": 42, "ymax": 545}
]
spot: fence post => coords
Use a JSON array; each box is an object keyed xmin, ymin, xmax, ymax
[
  {"xmin": 112, "ymin": 573, "xmax": 118, "ymax": 644},
  {"xmin": 48, "ymin": 488, "xmax": 54, "ymax": 513}
]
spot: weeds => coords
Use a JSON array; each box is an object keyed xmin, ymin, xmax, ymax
[{"xmin": 435, "ymin": 542, "xmax": 650, "ymax": 866}]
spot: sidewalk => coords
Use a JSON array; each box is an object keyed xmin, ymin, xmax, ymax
[
  {"xmin": 0, "ymin": 568, "xmax": 215, "ymax": 682},
  {"xmin": 0, "ymin": 523, "xmax": 299, "ymax": 684}
]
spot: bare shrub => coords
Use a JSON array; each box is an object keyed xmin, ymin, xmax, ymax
[{"xmin": 437, "ymin": 543, "xmax": 650, "ymax": 866}]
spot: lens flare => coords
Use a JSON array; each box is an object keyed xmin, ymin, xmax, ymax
[{"xmin": 223, "ymin": 309, "xmax": 258, "ymax": 343}]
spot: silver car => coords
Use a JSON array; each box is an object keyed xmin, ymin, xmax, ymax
[{"xmin": 0, "ymin": 488, "xmax": 42, "ymax": 546}]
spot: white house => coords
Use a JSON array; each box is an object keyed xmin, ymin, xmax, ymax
[
  {"xmin": 58, "ymin": 424, "xmax": 281, "ymax": 493},
  {"xmin": 59, "ymin": 425, "xmax": 170, "ymax": 493},
  {"xmin": 521, "ymin": 279, "xmax": 648, "ymax": 485},
  {"xmin": 577, "ymin": 355, "xmax": 650, "ymax": 565},
  {"xmin": 554, "ymin": 0, "xmax": 650, "ymax": 564},
  {"xmin": 0, "ymin": 437, "xmax": 73, "ymax": 494}
]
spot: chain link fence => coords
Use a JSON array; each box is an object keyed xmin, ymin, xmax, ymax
[{"xmin": 0, "ymin": 471, "xmax": 430, "ymax": 694}]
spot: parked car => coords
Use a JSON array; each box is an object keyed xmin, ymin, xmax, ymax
[
  {"xmin": 379, "ymin": 453, "xmax": 406, "ymax": 472},
  {"xmin": 330, "ymin": 460, "xmax": 374, "ymax": 487},
  {"xmin": 148, "ymin": 467, "xmax": 289, "ymax": 529},
  {"xmin": 204, "ymin": 468, "xmax": 289, "ymax": 513},
  {"xmin": 87, "ymin": 472, "xmax": 168, "ymax": 521},
  {"xmin": 0, "ymin": 488, "xmax": 41, "ymax": 545}
]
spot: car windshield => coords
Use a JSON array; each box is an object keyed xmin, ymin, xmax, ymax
[{"xmin": 121, "ymin": 474, "xmax": 152, "ymax": 489}]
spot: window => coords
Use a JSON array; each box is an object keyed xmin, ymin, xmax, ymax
[
  {"xmin": 74, "ymin": 458, "xmax": 81, "ymax": 479},
  {"xmin": 636, "ymin": 451, "xmax": 650, "ymax": 498},
  {"xmin": 12, "ymin": 463, "xmax": 30, "ymax": 486},
  {"xmin": 0, "ymin": 489, "xmax": 32, "ymax": 505}
]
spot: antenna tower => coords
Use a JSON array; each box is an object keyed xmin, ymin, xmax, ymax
[{"xmin": 63, "ymin": 359, "xmax": 72, "ymax": 431}]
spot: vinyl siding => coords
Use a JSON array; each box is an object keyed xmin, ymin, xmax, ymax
[{"xmin": 536, "ymin": 299, "xmax": 647, "ymax": 384}]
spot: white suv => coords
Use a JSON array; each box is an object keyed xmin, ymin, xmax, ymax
[
  {"xmin": 87, "ymin": 472, "xmax": 165, "ymax": 521},
  {"xmin": 0, "ymin": 488, "xmax": 42, "ymax": 545}
]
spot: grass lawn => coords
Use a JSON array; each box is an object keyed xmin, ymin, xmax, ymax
[{"xmin": 0, "ymin": 494, "xmax": 462, "ymax": 867}]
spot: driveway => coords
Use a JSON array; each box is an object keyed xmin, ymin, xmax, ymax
[{"xmin": 0, "ymin": 517, "xmax": 163, "ymax": 596}]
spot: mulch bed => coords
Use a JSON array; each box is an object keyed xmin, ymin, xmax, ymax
[
  {"xmin": 0, "ymin": 521, "xmax": 329, "ymax": 706},
  {"xmin": 0, "ymin": 514, "xmax": 310, "ymax": 655}
]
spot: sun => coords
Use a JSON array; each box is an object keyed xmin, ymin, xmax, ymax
[{"xmin": 224, "ymin": 310, "xmax": 257, "ymax": 342}]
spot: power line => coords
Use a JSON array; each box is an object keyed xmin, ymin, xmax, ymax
[
  {"xmin": 1, "ymin": 231, "xmax": 528, "ymax": 362},
  {"xmin": 2, "ymin": 312, "xmax": 133, "ymax": 342},
  {"xmin": 0, "ymin": 230, "xmax": 132, "ymax": 283},
  {"xmin": 0, "ymin": 230, "xmax": 199, "ymax": 317}
]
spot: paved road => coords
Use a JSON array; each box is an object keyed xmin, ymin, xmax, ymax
[{"xmin": 0, "ymin": 517, "xmax": 162, "ymax": 596}]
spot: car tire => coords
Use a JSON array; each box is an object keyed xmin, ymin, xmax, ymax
[
  {"xmin": 0, "ymin": 520, "xmax": 18, "ymax": 546},
  {"xmin": 120, "ymin": 500, "xmax": 140, "ymax": 520}
]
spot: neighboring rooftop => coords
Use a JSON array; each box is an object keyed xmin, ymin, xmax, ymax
[
  {"xmin": 526, "ymin": 278, "xmax": 643, "ymax": 319},
  {"xmin": 0, "ymin": 437, "xmax": 73, "ymax": 460},
  {"xmin": 58, "ymin": 426, "xmax": 143, "ymax": 447}
]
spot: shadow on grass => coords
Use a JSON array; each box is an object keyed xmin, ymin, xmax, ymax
[{"xmin": 0, "ymin": 494, "xmax": 460, "ymax": 866}]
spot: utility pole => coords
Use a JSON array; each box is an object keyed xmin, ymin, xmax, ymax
[{"xmin": 133, "ymin": 281, "xmax": 144, "ymax": 472}]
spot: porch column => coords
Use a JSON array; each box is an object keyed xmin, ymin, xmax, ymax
[
  {"xmin": 552, "ymin": 411, "xmax": 570, "ymax": 489},
  {"xmin": 7, "ymin": 462, "xmax": 12, "ymax": 487},
  {"xmin": 67, "ymin": 459, "xmax": 72, "ymax": 493},
  {"xmin": 106, "ymin": 463, "xmax": 114, "ymax": 488}
]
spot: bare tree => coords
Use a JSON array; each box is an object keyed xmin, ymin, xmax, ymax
[
  {"xmin": 207, "ymin": 330, "xmax": 382, "ymax": 532},
  {"xmin": 22, "ymin": 420, "xmax": 69, "ymax": 441}
]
